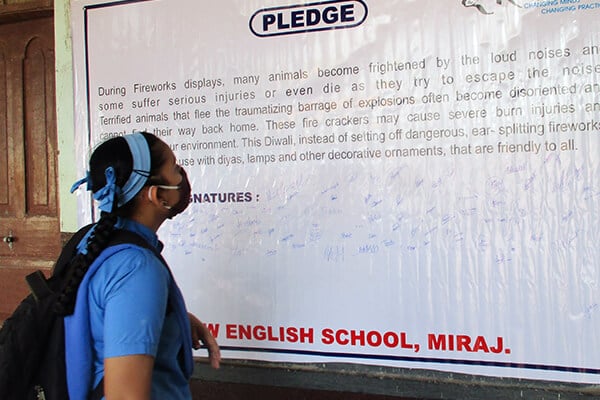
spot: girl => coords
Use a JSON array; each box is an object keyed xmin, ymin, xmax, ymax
[{"xmin": 68, "ymin": 132, "xmax": 220, "ymax": 399}]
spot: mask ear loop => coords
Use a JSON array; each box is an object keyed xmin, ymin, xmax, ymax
[
  {"xmin": 147, "ymin": 185, "xmax": 175, "ymax": 210},
  {"xmin": 147, "ymin": 186, "xmax": 155, "ymax": 202}
]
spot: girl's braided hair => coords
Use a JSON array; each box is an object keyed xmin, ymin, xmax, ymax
[{"xmin": 55, "ymin": 132, "xmax": 166, "ymax": 315}]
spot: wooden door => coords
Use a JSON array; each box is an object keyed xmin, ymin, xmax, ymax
[{"xmin": 0, "ymin": 15, "xmax": 61, "ymax": 321}]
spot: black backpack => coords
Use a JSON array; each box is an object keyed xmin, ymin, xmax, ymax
[{"xmin": 0, "ymin": 225, "xmax": 155, "ymax": 400}]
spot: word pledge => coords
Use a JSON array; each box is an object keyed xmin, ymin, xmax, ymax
[{"xmin": 250, "ymin": 0, "xmax": 368, "ymax": 37}]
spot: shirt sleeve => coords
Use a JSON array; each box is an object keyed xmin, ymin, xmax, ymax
[{"xmin": 91, "ymin": 246, "xmax": 170, "ymax": 359}]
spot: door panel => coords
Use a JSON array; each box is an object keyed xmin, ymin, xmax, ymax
[
  {"xmin": 24, "ymin": 37, "xmax": 57, "ymax": 216},
  {"xmin": 0, "ymin": 16, "xmax": 60, "ymax": 321},
  {"xmin": 0, "ymin": 47, "xmax": 8, "ymax": 207}
]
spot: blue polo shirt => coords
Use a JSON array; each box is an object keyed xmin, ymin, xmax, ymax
[{"xmin": 84, "ymin": 219, "xmax": 191, "ymax": 400}]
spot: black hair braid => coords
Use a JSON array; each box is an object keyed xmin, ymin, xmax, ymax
[{"xmin": 54, "ymin": 212, "xmax": 118, "ymax": 316}]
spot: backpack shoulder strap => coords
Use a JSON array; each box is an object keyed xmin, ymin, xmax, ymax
[
  {"xmin": 54, "ymin": 224, "xmax": 95, "ymax": 277},
  {"xmin": 108, "ymin": 229, "xmax": 169, "ymax": 268},
  {"xmin": 25, "ymin": 224, "xmax": 95, "ymax": 302},
  {"xmin": 107, "ymin": 229, "xmax": 153, "ymax": 251}
]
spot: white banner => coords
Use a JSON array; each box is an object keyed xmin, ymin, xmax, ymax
[{"xmin": 71, "ymin": 0, "xmax": 600, "ymax": 383}]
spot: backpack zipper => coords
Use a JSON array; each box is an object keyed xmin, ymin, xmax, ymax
[{"xmin": 34, "ymin": 385, "xmax": 47, "ymax": 400}]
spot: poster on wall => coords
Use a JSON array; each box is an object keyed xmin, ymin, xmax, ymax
[{"xmin": 70, "ymin": 0, "xmax": 600, "ymax": 383}]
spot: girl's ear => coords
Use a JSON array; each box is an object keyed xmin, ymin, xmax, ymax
[
  {"xmin": 146, "ymin": 185, "xmax": 171, "ymax": 210},
  {"xmin": 146, "ymin": 186, "xmax": 160, "ymax": 206}
]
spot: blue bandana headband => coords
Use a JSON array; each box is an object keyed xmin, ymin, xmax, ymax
[
  {"xmin": 70, "ymin": 132, "xmax": 152, "ymax": 212},
  {"xmin": 120, "ymin": 133, "xmax": 152, "ymax": 206}
]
